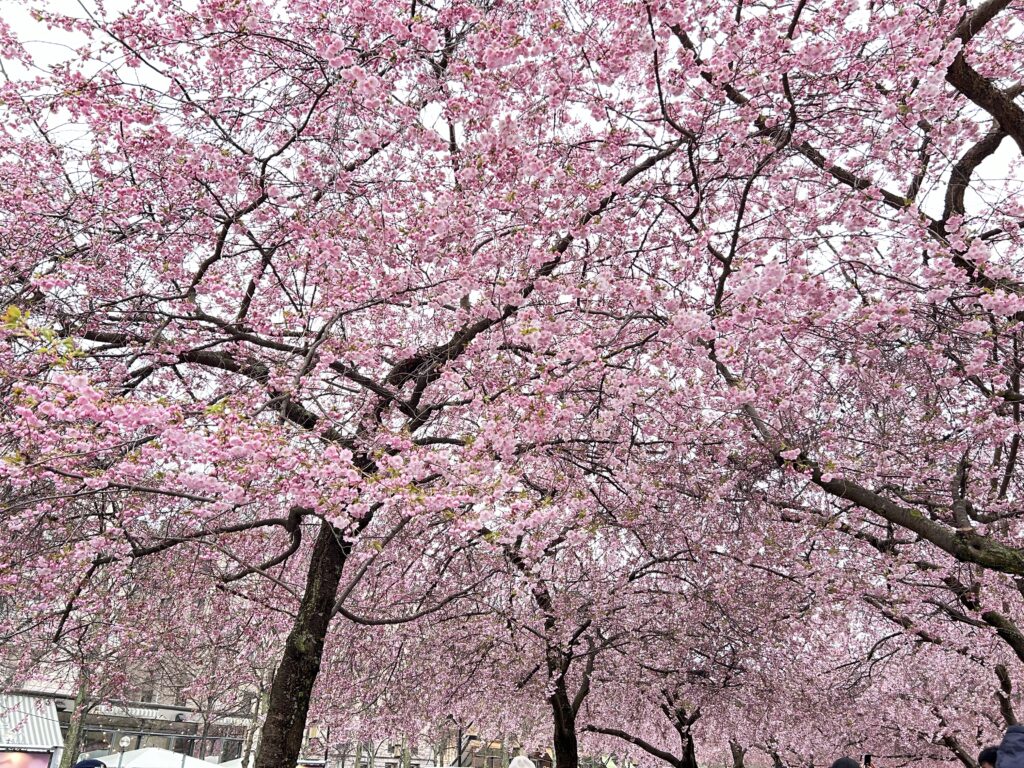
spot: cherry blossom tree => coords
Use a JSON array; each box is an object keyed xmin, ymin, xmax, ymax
[
  {"xmin": 1, "ymin": 0, "xmax": 688, "ymax": 764},
  {"xmin": 3, "ymin": 0, "xmax": 1024, "ymax": 767}
]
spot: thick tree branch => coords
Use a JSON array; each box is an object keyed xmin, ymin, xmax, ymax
[
  {"xmin": 996, "ymin": 663, "xmax": 1019, "ymax": 725},
  {"xmin": 947, "ymin": 55, "xmax": 1024, "ymax": 154},
  {"xmin": 952, "ymin": 0, "xmax": 1015, "ymax": 46},
  {"xmin": 981, "ymin": 610, "xmax": 1024, "ymax": 664},
  {"xmin": 583, "ymin": 725, "xmax": 682, "ymax": 768},
  {"xmin": 942, "ymin": 126, "xmax": 1008, "ymax": 223}
]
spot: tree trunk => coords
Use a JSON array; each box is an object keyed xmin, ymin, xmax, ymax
[
  {"xmin": 253, "ymin": 521, "xmax": 348, "ymax": 768},
  {"xmin": 549, "ymin": 681, "xmax": 579, "ymax": 768},
  {"xmin": 729, "ymin": 742, "xmax": 746, "ymax": 768},
  {"xmin": 57, "ymin": 676, "xmax": 91, "ymax": 768},
  {"xmin": 680, "ymin": 733, "xmax": 697, "ymax": 768},
  {"xmin": 240, "ymin": 670, "xmax": 271, "ymax": 768},
  {"xmin": 199, "ymin": 714, "xmax": 211, "ymax": 759}
]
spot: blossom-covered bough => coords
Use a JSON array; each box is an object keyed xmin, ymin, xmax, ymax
[{"xmin": 2, "ymin": 0, "xmax": 1024, "ymax": 767}]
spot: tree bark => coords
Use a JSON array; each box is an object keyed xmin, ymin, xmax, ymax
[
  {"xmin": 57, "ymin": 676, "xmax": 91, "ymax": 768},
  {"xmin": 996, "ymin": 664, "xmax": 1019, "ymax": 726},
  {"xmin": 680, "ymin": 732, "xmax": 697, "ymax": 768},
  {"xmin": 940, "ymin": 733, "xmax": 978, "ymax": 768},
  {"xmin": 241, "ymin": 671, "xmax": 270, "ymax": 768},
  {"xmin": 253, "ymin": 520, "xmax": 348, "ymax": 768},
  {"xmin": 198, "ymin": 712, "xmax": 211, "ymax": 759},
  {"xmin": 549, "ymin": 679, "xmax": 579, "ymax": 768},
  {"xmin": 729, "ymin": 742, "xmax": 746, "ymax": 768}
]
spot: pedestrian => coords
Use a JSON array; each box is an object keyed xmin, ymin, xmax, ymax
[
  {"xmin": 980, "ymin": 746, "xmax": 999, "ymax": 768},
  {"xmin": 509, "ymin": 756, "xmax": 536, "ymax": 768},
  {"xmin": 72, "ymin": 760, "xmax": 107, "ymax": 768},
  {"xmin": 830, "ymin": 758, "xmax": 860, "ymax": 768},
  {"xmin": 997, "ymin": 726, "xmax": 1024, "ymax": 768}
]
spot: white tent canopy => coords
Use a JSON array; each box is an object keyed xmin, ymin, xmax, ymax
[
  {"xmin": 0, "ymin": 694, "xmax": 63, "ymax": 752},
  {"xmin": 93, "ymin": 748, "xmax": 218, "ymax": 768}
]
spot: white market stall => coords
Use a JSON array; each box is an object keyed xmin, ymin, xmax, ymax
[
  {"xmin": 94, "ymin": 748, "xmax": 217, "ymax": 768},
  {"xmin": 0, "ymin": 694, "xmax": 64, "ymax": 768}
]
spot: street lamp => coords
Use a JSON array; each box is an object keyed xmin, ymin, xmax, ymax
[{"xmin": 116, "ymin": 736, "xmax": 132, "ymax": 768}]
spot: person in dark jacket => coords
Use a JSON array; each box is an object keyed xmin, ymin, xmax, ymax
[
  {"xmin": 72, "ymin": 760, "xmax": 107, "ymax": 768},
  {"xmin": 981, "ymin": 746, "xmax": 999, "ymax": 768},
  {"xmin": 997, "ymin": 726, "xmax": 1024, "ymax": 768},
  {"xmin": 830, "ymin": 758, "xmax": 861, "ymax": 768}
]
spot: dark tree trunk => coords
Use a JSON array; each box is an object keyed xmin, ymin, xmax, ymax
[
  {"xmin": 508, "ymin": 545, "xmax": 587, "ymax": 768},
  {"xmin": 680, "ymin": 733, "xmax": 697, "ymax": 768},
  {"xmin": 549, "ymin": 678, "xmax": 579, "ymax": 768},
  {"xmin": 729, "ymin": 742, "xmax": 746, "ymax": 768},
  {"xmin": 253, "ymin": 520, "xmax": 347, "ymax": 768}
]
